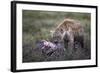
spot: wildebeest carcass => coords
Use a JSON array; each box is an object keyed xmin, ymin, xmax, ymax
[{"xmin": 35, "ymin": 40, "xmax": 66, "ymax": 61}]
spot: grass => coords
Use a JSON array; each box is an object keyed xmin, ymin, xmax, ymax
[{"xmin": 22, "ymin": 10, "xmax": 91, "ymax": 62}]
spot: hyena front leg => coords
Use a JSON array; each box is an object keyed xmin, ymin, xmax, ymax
[
  {"xmin": 63, "ymin": 29, "xmax": 74, "ymax": 56},
  {"xmin": 67, "ymin": 33, "xmax": 74, "ymax": 56}
]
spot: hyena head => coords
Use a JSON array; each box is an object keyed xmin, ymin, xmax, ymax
[
  {"xmin": 51, "ymin": 28, "xmax": 65, "ymax": 44},
  {"xmin": 51, "ymin": 27, "xmax": 73, "ymax": 44}
]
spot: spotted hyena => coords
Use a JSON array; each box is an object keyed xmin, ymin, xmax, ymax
[{"xmin": 51, "ymin": 18, "xmax": 85, "ymax": 55}]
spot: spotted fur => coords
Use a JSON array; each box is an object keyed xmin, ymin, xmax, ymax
[{"xmin": 52, "ymin": 19, "xmax": 84, "ymax": 55}]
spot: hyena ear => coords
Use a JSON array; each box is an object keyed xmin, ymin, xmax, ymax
[
  {"xmin": 50, "ymin": 30, "xmax": 54, "ymax": 37},
  {"xmin": 50, "ymin": 30, "xmax": 54, "ymax": 33}
]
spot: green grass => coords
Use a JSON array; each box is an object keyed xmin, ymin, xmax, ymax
[{"xmin": 22, "ymin": 10, "xmax": 91, "ymax": 62}]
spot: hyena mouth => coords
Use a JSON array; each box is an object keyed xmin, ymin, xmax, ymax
[{"xmin": 54, "ymin": 40, "xmax": 59, "ymax": 44}]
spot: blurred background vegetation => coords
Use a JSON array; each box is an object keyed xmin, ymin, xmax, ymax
[{"xmin": 22, "ymin": 10, "xmax": 91, "ymax": 62}]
